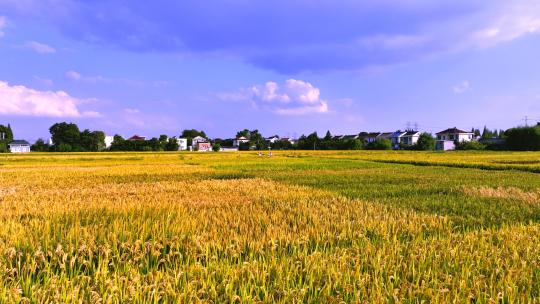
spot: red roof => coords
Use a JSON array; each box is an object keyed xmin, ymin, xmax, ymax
[{"xmin": 128, "ymin": 135, "xmax": 146, "ymax": 141}]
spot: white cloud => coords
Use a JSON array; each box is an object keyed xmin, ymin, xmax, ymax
[
  {"xmin": 453, "ymin": 81, "xmax": 470, "ymax": 94},
  {"xmin": 24, "ymin": 41, "xmax": 56, "ymax": 54},
  {"xmin": 65, "ymin": 70, "xmax": 162, "ymax": 87},
  {"xmin": 33, "ymin": 76, "xmax": 54, "ymax": 86},
  {"xmin": 0, "ymin": 81, "xmax": 99, "ymax": 117},
  {"xmin": 0, "ymin": 16, "xmax": 6, "ymax": 38},
  {"xmin": 221, "ymin": 79, "xmax": 329, "ymax": 115},
  {"xmin": 65, "ymin": 70, "xmax": 107, "ymax": 83},
  {"xmin": 123, "ymin": 108, "xmax": 140, "ymax": 114}
]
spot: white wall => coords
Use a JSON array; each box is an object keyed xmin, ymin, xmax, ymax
[
  {"xmin": 178, "ymin": 138, "xmax": 188, "ymax": 151},
  {"xmin": 9, "ymin": 145, "xmax": 31, "ymax": 153}
]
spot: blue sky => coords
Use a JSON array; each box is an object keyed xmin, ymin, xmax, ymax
[{"xmin": 1, "ymin": 0, "xmax": 540, "ymax": 141}]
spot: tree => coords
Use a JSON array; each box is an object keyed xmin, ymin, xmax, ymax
[
  {"xmin": 165, "ymin": 137, "xmax": 180, "ymax": 151},
  {"xmin": 481, "ymin": 126, "xmax": 495, "ymax": 139},
  {"xmin": 0, "ymin": 124, "xmax": 14, "ymax": 153},
  {"xmin": 49, "ymin": 122, "xmax": 81, "ymax": 150},
  {"xmin": 505, "ymin": 126, "xmax": 540, "ymax": 151},
  {"xmin": 31, "ymin": 139, "xmax": 50, "ymax": 152},
  {"xmin": 212, "ymin": 143, "xmax": 221, "ymax": 152},
  {"xmin": 366, "ymin": 138, "xmax": 392, "ymax": 150},
  {"xmin": 248, "ymin": 129, "xmax": 266, "ymax": 150},
  {"xmin": 324, "ymin": 130, "xmax": 332, "ymax": 141},
  {"xmin": 80, "ymin": 130, "xmax": 106, "ymax": 151},
  {"xmin": 236, "ymin": 129, "xmax": 251, "ymax": 138},
  {"xmin": 414, "ymin": 133, "xmax": 435, "ymax": 150},
  {"xmin": 0, "ymin": 124, "xmax": 14, "ymax": 142}
]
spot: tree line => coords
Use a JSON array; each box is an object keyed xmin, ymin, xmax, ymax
[{"xmin": 2, "ymin": 121, "xmax": 540, "ymax": 152}]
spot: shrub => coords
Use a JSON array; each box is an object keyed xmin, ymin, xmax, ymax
[
  {"xmin": 455, "ymin": 141, "xmax": 485, "ymax": 150},
  {"xmin": 366, "ymin": 138, "xmax": 392, "ymax": 150},
  {"xmin": 212, "ymin": 144, "xmax": 221, "ymax": 152}
]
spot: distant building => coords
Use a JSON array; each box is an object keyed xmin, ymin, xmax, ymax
[
  {"xmin": 390, "ymin": 131, "xmax": 407, "ymax": 149},
  {"xmin": 8, "ymin": 140, "xmax": 31, "ymax": 153},
  {"xmin": 436, "ymin": 128, "xmax": 474, "ymax": 142},
  {"xmin": 128, "ymin": 135, "xmax": 146, "ymax": 141},
  {"xmin": 401, "ymin": 131, "xmax": 421, "ymax": 146},
  {"xmin": 435, "ymin": 127, "xmax": 474, "ymax": 151},
  {"xmin": 281, "ymin": 137, "xmax": 298, "ymax": 145},
  {"xmin": 196, "ymin": 142, "xmax": 212, "ymax": 152},
  {"xmin": 233, "ymin": 136, "xmax": 249, "ymax": 147},
  {"xmin": 266, "ymin": 136, "xmax": 280, "ymax": 143},
  {"xmin": 177, "ymin": 138, "xmax": 188, "ymax": 151},
  {"xmin": 391, "ymin": 131, "xmax": 420, "ymax": 149},
  {"xmin": 342, "ymin": 134, "xmax": 359, "ymax": 140},
  {"xmin": 358, "ymin": 132, "xmax": 381, "ymax": 144},
  {"xmin": 104, "ymin": 136, "xmax": 114, "ymax": 149}
]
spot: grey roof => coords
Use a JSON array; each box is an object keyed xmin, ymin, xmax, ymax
[
  {"xmin": 9, "ymin": 140, "xmax": 30, "ymax": 145},
  {"xmin": 436, "ymin": 127, "xmax": 470, "ymax": 135},
  {"xmin": 404, "ymin": 131, "xmax": 420, "ymax": 136}
]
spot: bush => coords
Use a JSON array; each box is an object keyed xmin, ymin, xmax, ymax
[
  {"xmin": 212, "ymin": 144, "xmax": 221, "ymax": 152},
  {"xmin": 56, "ymin": 143, "xmax": 72, "ymax": 152},
  {"xmin": 366, "ymin": 139, "xmax": 392, "ymax": 150},
  {"xmin": 455, "ymin": 141, "xmax": 485, "ymax": 150}
]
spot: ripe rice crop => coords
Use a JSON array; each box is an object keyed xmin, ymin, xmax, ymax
[{"xmin": 0, "ymin": 151, "xmax": 539, "ymax": 303}]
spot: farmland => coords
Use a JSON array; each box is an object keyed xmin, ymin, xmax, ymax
[{"xmin": 1, "ymin": 151, "xmax": 540, "ymax": 303}]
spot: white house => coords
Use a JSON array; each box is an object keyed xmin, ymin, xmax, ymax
[
  {"xmin": 8, "ymin": 140, "xmax": 31, "ymax": 153},
  {"xmin": 104, "ymin": 135, "xmax": 114, "ymax": 149},
  {"xmin": 233, "ymin": 136, "xmax": 249, "ymax": 147},
  {"xmin": 435, "ymin": 127, "xmax": 474, "ymax": 151},
  {"xmin": 177, "ymin": 138, "xmax": 188, "ymax": 151},
  {"xmin": 400, "ymin": 131, "xmax": 421, "ymax": 146},
  {"xmin": 390, "ymin": 131, "xmax": 407, "ymax": 149},
  {"xmin": 390, "ymin": 131, "xmax": 420, "ymax": 149},
  {"xmin": 436, "ymin": 128, "xmax": 474, "ymax": 142},
  {"xmin": 266, "ymin": 136, "xmax": 280, "ymax": 144}
]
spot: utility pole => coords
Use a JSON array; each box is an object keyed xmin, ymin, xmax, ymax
[{"xmin": 523, "ymin": 116, "xmax": 529, "ymax": 126}]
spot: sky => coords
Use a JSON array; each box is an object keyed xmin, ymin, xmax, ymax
[{"xmin": 1, "ymin": 0, "xmax": 540, "ymax": 141}]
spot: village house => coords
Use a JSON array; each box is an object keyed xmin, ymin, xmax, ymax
[
  {"xmin": 8, "ymin": 140, "xmax": 31, "ymax": 153},
  {"xmin": 128, "ymin": 135, "xmax": 146, "ymax": 141},
  {"xmin": 196, "ymin": 142, "xmax": 212, "ymax": 152},
  {"xmin": 435, "ymin": 127, "xmax": 474, "ymax": 151},
  {"xmin": 281, "ymin": 137, "xmax": 298, "ymax": 145},
  {"xmin": 358, "ymin": 132, "xmax": 381, "ymax": 144},
  {"xmin": 266, "ymin": 135, "xmax": 280, "ymax": 144},
  {"xmin": 342, "ymin": 134, "xmax": 359, "ymax": 140},
  {"xmin": 391, "ymin": 130, "xmax": 420, "ymax": 149},
  {"xmin": 233, "ymin": 136, "xmax": 249, "ymax": 147},
  {"xmin": 177, "ymin": 138, "xmax": 188, "ymax": 151}
]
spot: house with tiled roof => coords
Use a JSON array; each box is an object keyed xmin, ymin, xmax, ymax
[
  {"xmin": 8, "ymin": 140, "xmax": 31, "ymax": 153},
  {"xmin": 435, "ymin": 127, "xmax": 474, "ymax": 151}
]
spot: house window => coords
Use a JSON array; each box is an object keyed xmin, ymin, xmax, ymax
[{"xmin": 449, "ymin": 135, "xmax": 455, "ymax": 140}]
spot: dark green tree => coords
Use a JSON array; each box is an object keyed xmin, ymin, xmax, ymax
[
  {"xmin": 505, "ymin": 126, "xmax": 540, "ymax": 151},
  {"xmin": 165, "ymin": 137, "xmax": 180, "ymax": 151},
  {"xmin": 31, "ymin": 139, "xmax": 50, "ymax": 152},
  {"xmin": 49, "ymin": 122, "xmax": 81, "ymax": 150},
  {"xmin": 414, "ymin": 133, "xmax": 435, "ymax": 150}
]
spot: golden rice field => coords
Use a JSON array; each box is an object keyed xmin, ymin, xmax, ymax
[{"xmin": 1, "ymin": 151, "xmax": 540, "ymax": 303}]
